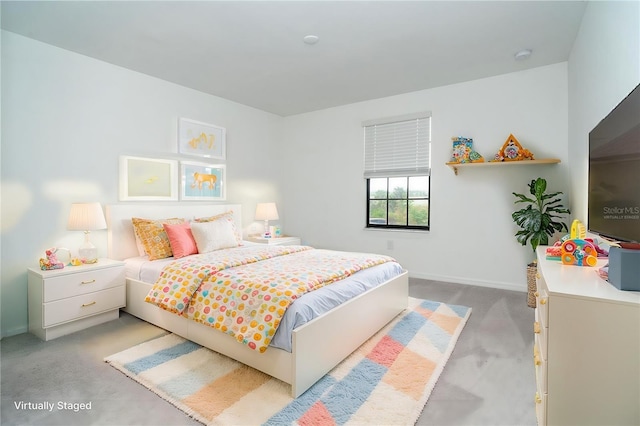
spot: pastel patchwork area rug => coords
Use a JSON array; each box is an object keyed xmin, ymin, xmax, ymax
[{"xmin": 105, "ymin": 297, "xmax": 471, "ymax": 425}]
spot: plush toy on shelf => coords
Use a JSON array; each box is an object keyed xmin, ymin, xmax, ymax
[
  {"xmin": 490, "ymin": 134, "xmax": 535, "ymax": 162},
  {"xmin": 450, "ymin": 136, "xmax": 484, "ymax": 163}
]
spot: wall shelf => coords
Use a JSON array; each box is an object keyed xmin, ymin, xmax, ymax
[{"xmin": 446, "ymin": 158, "xmax": 561, "ymax": 175}]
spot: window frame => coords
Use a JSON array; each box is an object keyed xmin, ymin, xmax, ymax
[
  {"xmin": 366, "ymin": 175, "xmax": 431, "ymax": 230},
  {"xmin": 363, "ymin": 112, "xmax": 431, "ymax": 231}
]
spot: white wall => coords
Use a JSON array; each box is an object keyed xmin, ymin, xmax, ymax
[
  {"xmin": 2, "ymin": 0, "xmax": 638, "ymax": 338},
  {"xmin": 282, "ymin": 63, "xmax": 570, "ymax": 291},
  {"xmin": 280, "ymin": 0, "xmax": 640, "ymax": 293},
  {"xmin": 0, "ymin": 14, "xmax": 3, "ymax": 337},
  {"xmin": 568, "ymin": 1, "xmax": 640, "ymax": 223},
  {"xmin": 0, "ymin": 32, "xmax": 284, "ymax": 337}
]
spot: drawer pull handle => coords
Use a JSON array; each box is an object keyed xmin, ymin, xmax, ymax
[
  {"xmin": 81, "ymin": 301, "xmax": 96, "ymax": 307},
  {"xmin": 536, "ymin": 273, "xmax": 540, "ymax": 279},
  {"xmin": 540, "ymin": 298, "xmax": 547, "ymax": 305},
  {"xmin": 534, "ymin": 321, "xmax": 541, "ymax": 334},
  {"xmin": 81, "ymin": 279, "xmax": 96, "ymax": 285},
  {"xmin": 534, "ymin": 354, "xmax": 541, "ymax": 366},
  {"xmin": 535, "ymin": 393, "xmax": 542, "ymax": 404},
  {"xmin": 534, "ymin": 291, "xmax": 539, "ymax": 297}
]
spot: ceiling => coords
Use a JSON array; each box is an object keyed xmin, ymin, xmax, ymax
[{"xmin": 1, "ymin": 1, "xmax": 587, "ymax": 116}]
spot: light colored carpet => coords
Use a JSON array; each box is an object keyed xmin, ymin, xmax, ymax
[{"xmin": 105, "ymin": 297, "xmax": 471, "ymax": 425}]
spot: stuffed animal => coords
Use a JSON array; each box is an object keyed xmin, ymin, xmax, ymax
[
  {"xmin": 517, "ymin": 148, "xmax": 535, "ymax": 160},
  {"xmin": 39, "ymin": 248, "xmax": 65, "ymax": 271}
]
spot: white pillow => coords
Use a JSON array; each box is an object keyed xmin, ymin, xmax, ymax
[
  {"xmin": 193, "ymin": 210, "xmax": 243, "ymax": 245},
  {"xmin": 190, "ymin": 218, "xmax": 240, "ymax": 253}
]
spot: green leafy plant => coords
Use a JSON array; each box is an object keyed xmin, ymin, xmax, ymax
[{"xmin": 512, "ymin": 177, "xmax": 571, "ymax": 252}]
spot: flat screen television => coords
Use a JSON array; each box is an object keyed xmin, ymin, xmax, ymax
[{"xmin": 588, "ymin": 83, "xmax": 640, "ymax": 243}]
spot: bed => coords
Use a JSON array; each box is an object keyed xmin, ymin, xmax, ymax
[{"xmin": 106, "ymin": 204, "xmax": 408, "ymax": 397}]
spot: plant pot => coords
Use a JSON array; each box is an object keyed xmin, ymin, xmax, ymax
[{"xmin": 527, "ymin": 261, "xmax": 537, "ymax": 308}]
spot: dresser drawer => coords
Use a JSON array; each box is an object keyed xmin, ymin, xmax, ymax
[
  {"xmin": 42, "ymin": 266, "xmax": 125, "ymax": 302},
  {"xmin": 535, "ymin": 288, "xmax": 549, "ymax": 329},
  {"xmin": 534, "ymin": 335, "xmax": 547, "ymax": 392},
  {"xmin": 535, "ymin": 390, "xmax": 547, "ymax": 426},
  {"xmin": 534, "ymin": 309, "xmax": 548, "ymax": 360},
  {"xmin": 42, "ymin": 286, "xmax": 125, "ymax": 327}
]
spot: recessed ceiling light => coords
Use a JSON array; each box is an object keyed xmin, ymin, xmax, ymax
[
  {"xmin": 515, "ymin": 49, "xmax": 532, "ymax": 60},
  {"xmin": 303, "ymin": 35, "xmax": 319, "ymax": 45}
]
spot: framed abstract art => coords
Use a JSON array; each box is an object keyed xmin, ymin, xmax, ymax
[
  {"xmin": 119, "ymin": 156, "xmax": 178, "ymax": 201},
  {"xmin": 178, "ymin": 118, "xmax": 226, "ymax": 160},
  {"xmin": 180, "ymin": 161, "xmax": 226, "ymax": 201}
]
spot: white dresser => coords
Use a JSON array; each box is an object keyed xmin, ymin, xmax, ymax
[
  {"xmin": 28, "ymin": 259, "xmax": 126, "ymax": 341},
  {"xmin": 534, "ymin": 246, "xmax": 640, "ymax": 426}
]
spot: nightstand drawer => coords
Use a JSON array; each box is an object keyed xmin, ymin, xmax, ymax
[
  {"xmin": 43, "ymin": 286, "xmax": 125, "ymax": 327},
  {"xmin": 42, "ymin": 266, "xmax": 125, "ymax": 302},
  {"xmin": 245, "ymin": 236, "xmax": 301, "ymax": 246}
]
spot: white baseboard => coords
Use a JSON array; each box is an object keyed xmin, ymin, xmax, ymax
[
  {"xmin": 408, "ymin": 271, "xmax": 526, "ymax": 293},
  {"xmin": 1, "ymin": 325, "xmax": 29, "ymax": 339}
]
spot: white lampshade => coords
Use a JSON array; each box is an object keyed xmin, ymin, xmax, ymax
[
  {"xmin": 255, "ymin": 202, "xmax": 279, "ymax": 221},
  {"xmin": 67, "ymin": 202, "xmax": 107, "ymax": 263},
  {"xmin": 68, "ymin": 202, "xmax": 107, "ymax": 231}
]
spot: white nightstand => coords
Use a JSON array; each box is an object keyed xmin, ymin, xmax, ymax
[
  {"xmin": 245, "ymin": 236, "xmax": 302, "ymax": 246},
  {"xmin": 28, "ymin": 258, "xmax": 126, "ymax": 341}
]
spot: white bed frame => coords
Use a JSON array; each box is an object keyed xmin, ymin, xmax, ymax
[{"xmin": 106, "ymin": 203, "xmax": 408, "ymax": 397}]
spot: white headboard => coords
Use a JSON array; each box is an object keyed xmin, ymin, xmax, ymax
[{"xmin": 106, "ymin": 204, "xmax": 242, "ymax": 260}]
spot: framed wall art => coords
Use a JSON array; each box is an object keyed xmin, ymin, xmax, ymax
[
  {"xmin": 119, "ymin": 156, "xmax": 178, "ymax": 201},
  {"xmin": 180, "ymin": 161, "xmax": 226, "ymax": 201},
  {"xmin": 178, "ymin": 118, "xmax": 226, "ymax": 160}
]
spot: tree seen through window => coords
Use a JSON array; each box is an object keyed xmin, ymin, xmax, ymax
[{"xmin": 367, "ymin": 176, "xmax": 429, "ymax": 229}]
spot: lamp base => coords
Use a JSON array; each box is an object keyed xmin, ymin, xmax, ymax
[
  {"xmin": 78, "ymin": 245, "xmax": 98, "ymax": 263},
  {"xmin": 78, "ymin": 232, "xmax": 98, "ymax": 263},
  {"xmin": 262, "ymin": 219, "xmax": 272, "ymax": 238}
]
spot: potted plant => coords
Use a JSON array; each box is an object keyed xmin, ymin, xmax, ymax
[{"xmin": 512, "ymin": 177, "xmax": 570, "ymax": 307}]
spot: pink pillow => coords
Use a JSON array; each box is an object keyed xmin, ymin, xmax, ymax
[{"xmin": 163, "ymin": 222, "xmax": 198, "ymax": 258}]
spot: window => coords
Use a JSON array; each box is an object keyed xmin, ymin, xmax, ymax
[{"xmin": 363, "ymin": 113, "xmax": 431, "ymax": 230}]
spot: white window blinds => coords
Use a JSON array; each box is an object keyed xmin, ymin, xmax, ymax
[{"xmin": 363, "ymin": 112, "xmax": 431, "ymax": 178}]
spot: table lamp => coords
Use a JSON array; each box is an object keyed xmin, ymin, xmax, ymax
[
  {"xmin": 67, "ymin": 202, "xmax": 107, "ymax": 263},
  {"xmin": 255, "ymin": 202, "xmax": 279, "ymax": 238}
]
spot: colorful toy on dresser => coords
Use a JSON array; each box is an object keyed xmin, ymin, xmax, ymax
[
  {"xmin": 545, "ymin": 219, "xmax": 608, "ymax": 266},
  {"xmin": 561, "ymin": 239, "xmax": 598, "ymax": 266}
]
